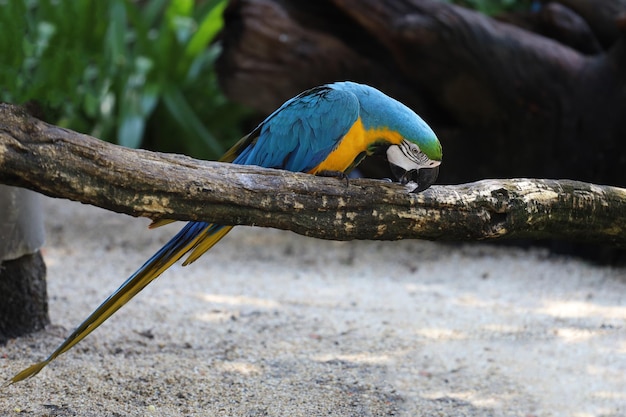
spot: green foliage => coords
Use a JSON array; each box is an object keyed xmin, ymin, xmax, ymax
[
  {"xmin": 443, "ymin": 0, "xmax": 533, "ymax": 15},
  {"xmin": 0, "ymin": 0, "xmax": 249, "ymax": 158}
]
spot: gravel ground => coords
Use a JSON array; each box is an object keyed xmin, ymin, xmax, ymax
[{"xmin": 1, "ymin": 196, "xmax": 625, "ymax": 416}]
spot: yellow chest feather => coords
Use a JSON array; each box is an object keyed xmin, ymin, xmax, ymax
[{"xmin": 310, "ymin": 117, "xmax": 403, "ymax": 174}]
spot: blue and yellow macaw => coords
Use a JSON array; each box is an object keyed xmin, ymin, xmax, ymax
[{"xmin": 10, "ymin": 81, "xmax": 441, "ymax": 383}]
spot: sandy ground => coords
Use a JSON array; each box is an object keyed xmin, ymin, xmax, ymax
[{"xmin": 1, "ymin": 196, "xmax": 625, "ymax": 416}]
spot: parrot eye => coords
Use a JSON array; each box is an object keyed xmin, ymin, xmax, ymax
[
  {"xmin": 401, "ymin": 141, "xmax": 420, "ymax": 157},
  {"xmin": 407, "ymin": 144, "xmax": 424, "ymax": 160}
]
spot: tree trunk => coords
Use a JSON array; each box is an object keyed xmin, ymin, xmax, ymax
[
  {"xmin": 0, "ymin": 183, "xmax": 48, "ymax": 343},
  {"xmin": 0, "ymin": 252, "xmax": 48, "ymax": 344}
]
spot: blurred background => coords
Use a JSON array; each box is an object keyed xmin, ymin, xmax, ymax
[
  {"xmin": 0, "ymin": 0, "xmax": 250, "ymax": 159},
  {"xmin": 2, "ymin": 0, "xmax": 537, "ymax": 161},
  {"xmin": 1, "ymin": 0, "xmax": 624, "ymax": 248}
]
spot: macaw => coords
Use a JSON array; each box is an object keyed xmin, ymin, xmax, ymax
[{"xmin": 10, "ymin": 81, "xmax": 442, "ymax": 384}]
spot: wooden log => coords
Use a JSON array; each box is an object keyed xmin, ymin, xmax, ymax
[
  {"xmin": 1, "ymin": 104, "xmax": 625, "ymax": 247},
  {"xmin": 552, "ymin": 0, "xmax": 626, "ymax": 46}
]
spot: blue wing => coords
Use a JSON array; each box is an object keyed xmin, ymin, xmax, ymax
[{"xmin": 228, "ymin": 86, "xmax": 360, "ymax": 173}]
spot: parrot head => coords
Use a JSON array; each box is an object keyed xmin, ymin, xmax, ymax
[
  {"xmin": 385, "ymin": 130, "xmax": 441, "ymax": 192},
  {"xmin": 376, "ymin": 102, "xmax": 441, "ymax": 192},
  {"xmin": 339, "ymin": 81, "xmax": 442, "ymax": 192}
]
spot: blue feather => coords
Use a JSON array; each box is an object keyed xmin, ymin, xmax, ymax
[{"xmin": 232, "ymin": 86, "xmax": 360, "ymax": 172}]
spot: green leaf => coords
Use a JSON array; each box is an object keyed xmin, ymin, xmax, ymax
[
  {"xmin": 185, "ymin": 0, "xmax": 227, "ymax": 58},
  {"xmin": 117, "ymin": 84, "xmax": 160, "ymax": 148},
  {"xmin": 162, "ymin": 85, "xmax": 224, "ymax": 155},
  {"xmin": 105, "ymin": 0, "xmax": 127, "ymax": 67},
  {"xmin": 170, "ymin": 15, "xmax": 196, "ymax": 44},
  {"xmin": 140, "ymin": 0, "xmax": 169, "ymax": 27},
  {"xmin": 117, "ymin": 57, "xmax": 159, "ymax": 148},
  {"xmin": 165, "ymin": 0, "xmax": 193, "ymax": 44},
  {"xmin": 166, "ymin": 0, "xmax": 193, "ymax": 18},
  {"xmin": 2, "ymin": 0, "xmax": 248, "ymax": 156}
]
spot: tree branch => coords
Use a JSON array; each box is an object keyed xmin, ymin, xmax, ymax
[{"xmin": 1, "ymin": 103, "xmax": 625, "ymax": 247}]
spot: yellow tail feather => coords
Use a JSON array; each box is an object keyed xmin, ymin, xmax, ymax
[
  {"xmin": 148, "ymin": 219, "xmax": 176, "ymax": 229},
  {"xmin": 8, "ymin": 222, "xmax": 231, "ymax": 385},
  {"xmin": 182, "ymin": 226, "xmax": 233, "ymax": 266}
]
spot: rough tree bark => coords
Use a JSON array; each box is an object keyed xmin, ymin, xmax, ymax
[
  {"xmin": 1, "ymin": 104, "xmax": 625, "ymax": 248},
  {"xmin": 216, "ymin": 0, "xmax": 626, "ymax": 186},
  {"xmin": 0, "ymin": 252, "xmax": 48, "ymax": 344}
]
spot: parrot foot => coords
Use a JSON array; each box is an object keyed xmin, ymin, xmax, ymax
[{"xmin": 315, "ymin": 170, "xmax": 349, "ymax": 186}]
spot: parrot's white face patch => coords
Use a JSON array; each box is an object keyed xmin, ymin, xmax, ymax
[
  {"xmin": 386, "ymin": 143, "xmax": 441, "ymax": 191},
  {"xmin": 386, "ymin": 143, "xmax": 440, "ymax": 172}
]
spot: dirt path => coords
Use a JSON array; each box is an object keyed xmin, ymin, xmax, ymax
[{"xmin": 2, "ymin": 197, "xmax": 625, "ymax": 416}]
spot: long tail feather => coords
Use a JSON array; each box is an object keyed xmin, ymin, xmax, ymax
[
  {"xmin": 9, "ymin": 221, "xmax": 232, "ymax": 384},
  {"xmin": 183, "ymin": 226, "xmax": 233, "ymax": 266},
  {"xmin": 148, "ymin": 218, "xmax": 177, "ymax": 229}
]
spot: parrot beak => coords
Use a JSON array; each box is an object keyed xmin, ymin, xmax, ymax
[
  {"xmin": 386, "ymin": 143, "xmax": 440, "ymax": 192},
  {"xmin": 413, "ymin": 166, "xmax": 439, "ymax": 192},
  {"xmin": 389, "ymin": 163, "xmax": 439, "ymax": 192}
]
